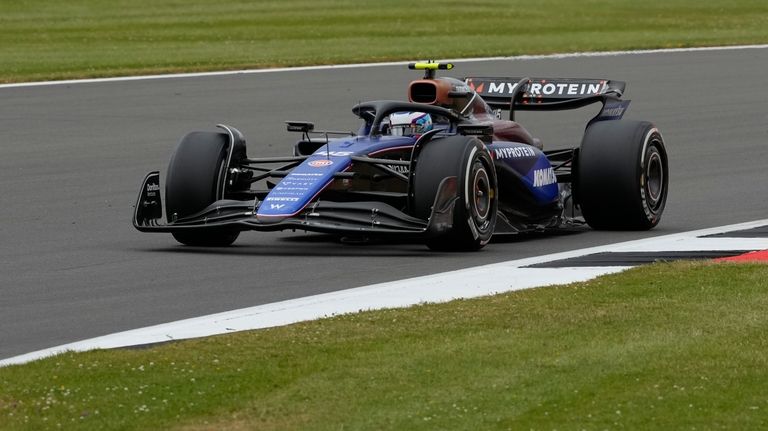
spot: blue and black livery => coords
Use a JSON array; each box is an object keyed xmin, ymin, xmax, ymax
[{"xmin": 134, "ymin": 62, "xmax": 668, "ymax": 251}]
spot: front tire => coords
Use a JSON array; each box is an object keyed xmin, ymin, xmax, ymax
[
  {"xmin": 165, "ymin": 131, "xmax": 240, "ymax": 246},
  {"xmin": 412, "ymin": 135, "xmax": 498, "ymax": 251},
  {"xmin": 577, "ymin": 120, "xmax": 668, "ymax": 230}
]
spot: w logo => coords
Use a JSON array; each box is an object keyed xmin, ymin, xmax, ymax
[{"xmin": 466, "ymin": 80, "xmax": 485, "ymax": 93}]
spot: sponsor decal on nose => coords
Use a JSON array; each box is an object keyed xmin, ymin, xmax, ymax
[{"xmin": 308, "ymin": 159, "xmax": 333, "ymax": 167}]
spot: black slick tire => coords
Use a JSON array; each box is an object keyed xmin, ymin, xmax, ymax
[
  {"xmin": 577, "ymin": 120, "xmax": 668, "ymax": 230},
  {"xmin": 412, "ymin": 135, "xmax": 498, "ymax": 251},
  {"xmin": 165, "ymin": 131, "xmax": 240, "ymax": 246}
]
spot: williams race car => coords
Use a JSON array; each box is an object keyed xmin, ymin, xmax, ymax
[{"xmin": 133, "ymin": 62, "xmax": 668, "ymax": 251}]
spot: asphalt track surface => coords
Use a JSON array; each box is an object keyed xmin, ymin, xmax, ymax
[{"xmin": 1, "ymin": 48, "xmax": 767, "ymax": 360}]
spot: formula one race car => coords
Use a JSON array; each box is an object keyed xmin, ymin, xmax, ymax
[{"xmin": 133, "ymin": 61, "xmax": 668, "ymax": 251}]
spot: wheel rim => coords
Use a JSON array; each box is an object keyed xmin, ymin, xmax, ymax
[
  {"xmin": 471, "ymin": 163, "xmax": 492, "ymax": 224},
  {"xmin": 645, "ymin": 145, "xmax": 664, "ymax": 210}
]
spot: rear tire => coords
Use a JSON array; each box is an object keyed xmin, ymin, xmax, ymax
[
  {"xmin": 165, "ymin": 131, "xmax": 240, "ymax": 246},
  {"xmin": 577, "ymin": 120, "xmax": 668, "ymax": 230},
  {"xmin": 412, "ymin": 135, "xmax": 498, "ymax": 251}
]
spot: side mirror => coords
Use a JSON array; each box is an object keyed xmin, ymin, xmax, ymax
[
  {"xmin": 286, "ymin": 121, "xmax": 315, "ymax": 133},
  {"xmin": 457, "ymin": 123, "xmax": 494, "ymax": 143}
]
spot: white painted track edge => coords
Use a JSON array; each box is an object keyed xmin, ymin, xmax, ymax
[
  {"xmin": 2, "ymin": 218, "xmax": 766, "ymax": 367},
  {"xmin": 1, "ymin": 44, "xmax": 767, "ymax": 89}
]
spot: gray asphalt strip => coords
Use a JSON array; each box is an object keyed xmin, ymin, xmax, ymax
[{"xmin": 1, "ymin": 47, "xmax": 766, "ymax": 359}]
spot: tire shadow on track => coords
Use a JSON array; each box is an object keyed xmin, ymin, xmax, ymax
[
  {"xmin": 489, "ymin": 225, "xmax": 590, "ymax": 244},
  {"xmin": 131, "ymin": 246, "xmax": 432, "ymax": 258},
  {"xmin": 129, "ymin": 227, "xmax": 592, "ymax": 257},
  {"xmin": 131, "ymin": 233, "xmax": 436, "ymax": 257}
]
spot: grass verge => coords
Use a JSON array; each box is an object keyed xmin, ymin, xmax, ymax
[
  {"xmin": 1, "ymin": 0, "xmax": 767, "ymax": 83},
  {"xmin": 1, "ymin": 261, "xmax": 767, "ymax": 430}
]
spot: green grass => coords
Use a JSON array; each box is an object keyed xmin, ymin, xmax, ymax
[
  {"xmin": 2, "ymin": 2, "xmax": 768, "ymax": 429},
  {"xmin": 1, "ymin": 0, "xmax": 767, "ymax": 83},
  {"xmin": 1, "ymin": 261, "xmax": 767, "ymax": 430}
]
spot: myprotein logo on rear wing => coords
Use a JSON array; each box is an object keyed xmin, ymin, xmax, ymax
[{"xmin": 465, "ymin": 77, "xmax": 626, "ymax": 110}]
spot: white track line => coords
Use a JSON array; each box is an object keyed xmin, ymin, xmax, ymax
[
  {"xmin": 1, "ymin": 44, "xmax": 766, "ymax": 89},
  {"xmin": 2, "ymin": 218, "xmax": 767, "ymax": 367}
]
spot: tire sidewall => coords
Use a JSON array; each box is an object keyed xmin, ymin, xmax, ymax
[
  {"xmin": 638, "ymin": 129, "xmax": 668, "ymax": 226},
  {"xmin": 458, "ymin": 144, "xmax": 497, "ymax": 246}
]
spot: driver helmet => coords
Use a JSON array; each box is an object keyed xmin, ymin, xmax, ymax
[{"xmin": 388, "ymin": 111, "xmax": 432, "ymax": 136}]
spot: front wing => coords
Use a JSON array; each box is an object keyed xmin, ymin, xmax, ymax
[{"xmin": 133, "ymin": 172, "xmax": 459, "ymax": 237}]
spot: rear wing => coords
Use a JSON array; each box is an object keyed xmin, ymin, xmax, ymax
[{"xmin": 464, "ymin": 77, "xmax": 629, "ymax": 121}]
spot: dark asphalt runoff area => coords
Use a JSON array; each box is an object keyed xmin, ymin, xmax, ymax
[{"xmin": 1, "ymin": 47, "xmax": 767, "ymax": 360}]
